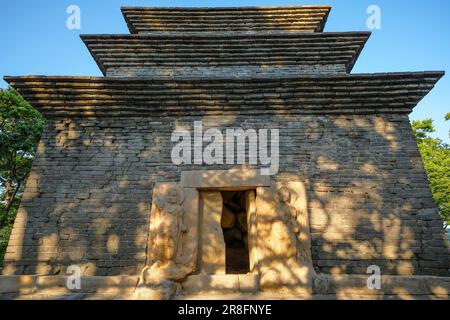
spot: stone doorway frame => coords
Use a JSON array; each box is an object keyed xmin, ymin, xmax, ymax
[
  {"xmin": 181, "ymin": 169, "xmax": 271, "ymax": 275},
  {"xmin": 144, "ymin": 168, "xmax": 314, "ymax": 295}
]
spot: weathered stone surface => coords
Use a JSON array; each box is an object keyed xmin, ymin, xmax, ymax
[
  {"xmin": 0, "ymin": 276, "xmax": 36, "ymax": 294},
  {"xmin": 33, "ymin": 275, "xmax": 138, "ymax": 295},
  {"xmin": 182, "ymin": 274, "xmax": 259, "ymax": 294},
  {"xmin": 134, "ymin": 280, "xmax": 181, "ymax": 300},
  {"xmin": 200, "ymin": 192, "xmax": 225, "ymax": 275},
  {"xmin": 179, "ymin": 188, "xmax": 200, "ymax": 273},
  {"xmin": 82, "ymin": 276, "xmax": 138, "ymax": 291},
  {"xmin": 181, "ymin": 169, "xmax": 270, "ymax": 189},
  {"xmin": 182, "ymin": 275, "xmax": 239, "ymax": 293},
  {"xmin": 238, "ymin": 274, "xmax": 260, "ymax": 293},
  {"xmin": 424, "ymin": 277, "xmax": 450, "ymax": 298},
  {"xmin": 313, "ymin": 274, "xmax": 450, "ymax": 299},
  {"xmin": 246, "ymin": 190, "xmax": 258, "ymax": 273}
]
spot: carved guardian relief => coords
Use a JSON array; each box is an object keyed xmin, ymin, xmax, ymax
[
  {"xmin": 141, "ymin": 183, "xmax": 199, "ymax": 285},
  {"xmin": 255, "ymin": 181, "xmax": 314, "ymax": 294},
  {"xmin": 149, "ymin": 186, "xmax": 186, "ymax": 266},
  {"xmin": 270, "ymin": 186, "xmax": 300, "ymax": 259}
]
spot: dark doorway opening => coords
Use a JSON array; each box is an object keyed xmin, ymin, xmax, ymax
[{"xmin": 221, "ymin": 191, "xmax": 250, "ymax": 274}]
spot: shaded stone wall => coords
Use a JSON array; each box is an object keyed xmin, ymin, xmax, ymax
[{"xmin": 3, "ymin": 114, "xmax": 448, "ymax": 276}]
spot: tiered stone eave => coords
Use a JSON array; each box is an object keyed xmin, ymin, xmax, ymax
[
  {"xmin": 80, "ymin": 32, "xmax": 371, "ymax": 76},
  {"xmin": 4, "ymin": 71, "xmax": 444, "ymax": 118},
  {"xmin": 121, "ymin": 6, "xmax": 332, "ymax": 34}
]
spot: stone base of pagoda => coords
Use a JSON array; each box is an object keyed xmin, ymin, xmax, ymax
[{"xmin": 0, "ymin": 274, "xmax": 448, "ymax": 300}]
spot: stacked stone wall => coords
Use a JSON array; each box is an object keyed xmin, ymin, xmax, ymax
[{"xmin": 3, "ymin": 114, "xmax": 448, "ymax": 276}]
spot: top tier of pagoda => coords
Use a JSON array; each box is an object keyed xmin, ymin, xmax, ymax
[
  {"xmin": 121, "ymin": 6, "xmax": 331, "ymax": 34},
  {"xmin": 81, "ymin": 6, "xmax": 369, "ymax": 78}
]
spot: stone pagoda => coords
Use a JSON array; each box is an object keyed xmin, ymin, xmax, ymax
[{"xmin": 1, "ymin": 6, "xmax": 449, "ymax": 299}]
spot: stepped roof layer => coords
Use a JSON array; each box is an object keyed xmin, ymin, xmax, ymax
[
  {"xmin": 121, "ymin": 6, "xmax": 331, "ymax": 34},
  {"xmin": 4, "ymin": 72, "xmax": 444, "ymax": 118},
  {"xmin": 5, "ymin": 6, "xmax": 445, "ymax": 118},
  {"xmin": 81, "ymin": 32, "xmax": 370, "ymax": 76}
]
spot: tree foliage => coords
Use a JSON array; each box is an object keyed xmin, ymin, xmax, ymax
[
  {"xmin": 412, "ymin": 116, "xmax": 450, "ymax": 227},
  {"xmin": 0, "ymin": 87, "xmax": 45, "ymax": 266}
]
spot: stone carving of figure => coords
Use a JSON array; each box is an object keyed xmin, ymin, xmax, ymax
[
  {"xmin": 270, "ymin": 186, "xmax": 299, "ymax": 258},
  {"xmin": 142, "ymin": 186, "xmax": 189, "ymax": 284},
  {"xmin": 152, "ymin": 187, "xmax": 187, "ymax": 267}
]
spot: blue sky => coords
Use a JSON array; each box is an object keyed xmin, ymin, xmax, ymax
[{"xmin": 0, "ymin": 0, "xmax": 449, "ymax": 142}]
